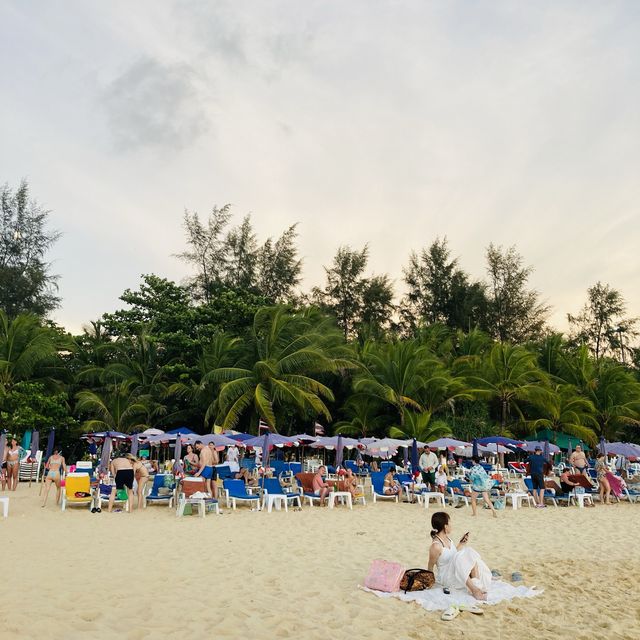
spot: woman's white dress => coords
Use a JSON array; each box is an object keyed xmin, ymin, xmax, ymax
[{"xmin": 436, "ymin": 537, "xmax": 492, "ymax": 592}]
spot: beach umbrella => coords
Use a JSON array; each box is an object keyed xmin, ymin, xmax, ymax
[
  {"xmin": 335, "ymin": 435, "xmax": 344, "ymax": 468},
  {"xmin": 21, "ymin": 430, "xmax": 32, "ymax": 451},
  {"xmin": 0, "ymin": 433, "xmax": 6, "ymax": 471},
  {"xmin": 29, "ymin": 430, "xmax": 40, "ymax": 458},
  {"xmin": 606, "ymin": 442, "xmax": 640, "ymax": 457},
  {"xmin": 427, "ymin": 437, "xmax": 471, "ymax": 449},
  {"xmin": 599, "ymin": 436, "xmax": 607, "ymax": 457},
  {"xmin": 403, "ymin": 446, "xmax": 409, "ymax": 468},
  {"xmin": 185, "ymin": 433, "xmax": 245, "ymax": 448},
  {"xmin": 260, "ymin": 432, "xmax": 271, "ymax": 468},
  {"xmin": 130, "ymin": 433, "xmax": 140, "ymax": 457},
  {"xmin": 172, "ymin": 436, "xmax": 183, "ymax": 475},
  {"xmin": 472, "ymin": 439, "xmax": 479, "ymax": 459},
  {"xmin": 566, "ymin": 438, "xmax": 573, "ymax": 458},
  {"xmin": 97, "ymin": 436, "xmax": 113, "ymax": 476},
  {"xmin": 244, "ymin": 433, "xmax": 297, "ymax": 448},
  {"xmin": 312, "ymin": 436, "xmax": 361, "ymax": 449},
  {"xmin": 543, "ymin": 440, "xmax": 550, "ymax": 462},
  {"xmin": 521, "ymin": 441, "xmax": 560, "ymax": 454},
  {"xmin": 166, "ymin": 427, "xmax": 197, "ymax": 436},
  {"xmin": 411, "ymin": 438, "xmax": 419, "ymax": 471},
  {"xmin": 45, "ymin": 429, "xmax": 55, "ymax": 460}
]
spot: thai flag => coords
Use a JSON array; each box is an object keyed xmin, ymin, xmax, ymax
[
  {"xmin": 314, "ymin": 422, "xmax": 325, "ymax": 436},
  {"xmin": 258, "ymin": 420, "xmax": 270, "ymax": 432}
]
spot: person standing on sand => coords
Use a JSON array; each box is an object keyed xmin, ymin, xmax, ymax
[
  {"xmin": 569, "ymin": 445, "xmax": 589, "ymax": 477},
  {"xmin": 419, "ymin": 447, "xmax": 439, "ymax": 491},
  {"xmin": 5, "ymin": 438, "xmax": 21, "ymax": 491},
  {"xmin": 194, "ymin": 441, "xmax": 215, "ymax": 497},
  {"xmin": 108, "ymin": 455, "xmax": 134, "ymax": 512},
  {"xmin": 207, "ymin": 442, "xmax": 220, "ymax": 498},
  {"xmin": 42, "ymin": 448, "xmax": 67, "ymax": 507},
  {"xmin": 527, "ymin": 446, "xmax": 547, "ymax": 508},
  {"xmin": 128, "ymin": 454, "xmax": 149, "ymax": 510},
  {"xmin": 468, "ymin": 457, "xmax": 497, "ymax": 518}
]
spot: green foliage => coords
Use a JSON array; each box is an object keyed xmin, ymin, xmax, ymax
[{"xmin": 0, "ymin": 180, "xmax": 61, "ymax": 318}]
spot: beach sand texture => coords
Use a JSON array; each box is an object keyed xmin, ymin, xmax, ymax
[{"xmin": 1, "ymin": 488, "xmax": 639, "ymax": 640}]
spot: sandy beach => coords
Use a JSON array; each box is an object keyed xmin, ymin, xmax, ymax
[{"xmin": 1, "ymin": 488, "xmax": 639, "ymax": 640}]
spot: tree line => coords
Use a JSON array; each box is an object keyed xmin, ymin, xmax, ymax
[{"xmin": 1, "ymin": 180, "xmax": 639, "ymax": 452}]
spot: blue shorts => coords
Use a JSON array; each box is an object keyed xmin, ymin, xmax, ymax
[{"xmin": 201, "ymin": 466, "xmax": 216, "ymax": 480}]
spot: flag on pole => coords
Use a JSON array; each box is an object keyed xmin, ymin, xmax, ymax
[
  {"xmin": 258, "ymin": 420, "xmax": 270, "ymax": 432},
  {"xmin": 314, "ymin": 422, "xmax": 325, "ymax": 436}
]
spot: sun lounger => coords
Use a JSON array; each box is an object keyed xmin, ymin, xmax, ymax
[
  {"xmin": 98, "ymin": 483, "xmax": 130, "ymax": 512},
  {"xmin": 223, "ymin": 479, "xmax": 261, "ymax": 510},
  {"xmin": 144, "ymin": 474, "xmax": 176, "ymax": 508},
  {"xmin": 61, "ymin": 473, "xmax": 94, "ymax": 511},
  {"xmin": 523, "ymin": 477, "xmax": 570, "ymax": 507},
  {"xmin": 176, "ymin": 477, "xmax": 219, "ymax": 517},
  {"xmin": 447, "ymin": 479, "xmax": 470, "ymax": 507},
  {"xmin": 371, "ymin": 471, "xmax": 399, "ymax": 503},
  {"xmin": 294, "ymin": 472, "xmax": 325, "ymax": 506},
  {"xmin": 262, "ymin": 478, "xmax": 302, "ymax": 512}
]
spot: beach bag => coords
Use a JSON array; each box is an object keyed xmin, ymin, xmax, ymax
[
  {"xmin": 399, "ymin": 569, "xmax": 435, "ymax": 593},
  {"xmin": 117, "ymin": 489, "xmax": 128, "ymax": 501},
  {"xmin": 364, "ymin": 560, "xmax": 405, "ymax": 592}
]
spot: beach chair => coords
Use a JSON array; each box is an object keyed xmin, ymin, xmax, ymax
[
  {"xmin": 447, "ymin": 479, "xmax": 470, "ymax": 507},
  {"xmin": 176, "ymin": 477, "xmax": 219, "ymax": 517},
  {"xmin": 507, "ymin": 461, "xmax": 527, "ymax": 477},
  {"xmin": 523, "ymin": 477, "xmax": 566, "ymax": 507},
  {"xmin": 371, "ymin": 472, "xmax": 399, "ymax": 503},
  {"xmin": 216, "ymin": 465, "xmax": 233, "ymax": 480},
  {"xmin": 262, "ymin": 478, "xmax": 302, "ymax": 512},
  {"xmin": 61, "ymin": 473, "xmax": 94, "ymax": 511},
  {"xmin": 97, "ymin": 483, "xmax": 130, "ymax": 512},
  {"xmin": 144, "ymin": 474, "xmax": 176, "ymax": 508},
  {"xmin": 223, "ymin": 479, "xmax": 261, "ymax": 510},
  {"xmin": 622, "ymin": 486, "xmax": 640, "ymax": 503},
  {"xmin": 295, "ymin": 472, "xmax": 325, "ymax": 506}
]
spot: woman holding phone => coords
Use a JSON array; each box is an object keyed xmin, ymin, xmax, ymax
[{"xmin": 427, "ymin": 511, "xmax": 492, "ymax": 600}]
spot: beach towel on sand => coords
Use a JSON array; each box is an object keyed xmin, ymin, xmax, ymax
[{"xmin": 361, "ymin": 580, "xmax": 542, "ymax": 611}]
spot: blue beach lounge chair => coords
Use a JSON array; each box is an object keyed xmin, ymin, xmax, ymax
[
  {"xmin": 371, "ymin": 471, "xmax": 399, "ymax": 503},
  {"xmin": 144, "ymin": 474, "xmax": 176, "ymax": 509},
  {"xmin": 223, "ymin": 479, "xmax": 261, "ymax": 510},
  {"xmin": 262, "ymin": 478, "xmax": 302, "ymax": 512}
]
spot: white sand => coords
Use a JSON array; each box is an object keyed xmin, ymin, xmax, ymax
[{"xmin": 1, "ymin": 487, "xmax": 639, "ymax": 640}]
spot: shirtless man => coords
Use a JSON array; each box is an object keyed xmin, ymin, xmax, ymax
[
  {"xmin": 42, "ymin": 448, "xmax": 67, "ymax": 507},
  {"xmin": 194, "ymin": 441, "xmax": 215, "ymax": 497},
  {"xmin": 569, "ymin": 446, "xmax": 588, "ymax": 477},
  {"xmin": 108, "ymin": 455, "xmax": 135, "ymax": 512},
  {"xmin": 312, "ymin": 465, "xmax": 330, "ymax": 506}
]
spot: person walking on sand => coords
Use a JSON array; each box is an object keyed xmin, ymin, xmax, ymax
[
  {"xmin": 5, "ymin": 438, "xmax": 21, "ymax": 491},
  {"xmin": 41, "ymin": 448, "xmax": 67, "ymax": 507},
  {"xmin": 595, "ymin": 452, "xmax": 612, "ymax": 504},
  {"xmin": 108, "ymin": 455, "xmax": 135, "ymax": 512},
  {"xmin": 194, "ymin": 441, "xmax": 215, "ymax": 497},
  {"xmin": 468, "ymin": 457, "xmax": 497, "ymax": 518}
]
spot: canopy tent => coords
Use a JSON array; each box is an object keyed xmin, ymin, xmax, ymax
[{"xmin": 526, "ymin": 429, "xmax": 590, "ymax": 451}]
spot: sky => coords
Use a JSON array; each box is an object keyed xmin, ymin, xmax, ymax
[{"xmin": 1, "ymin": 1, "xmax": 639, "ymax": 335}]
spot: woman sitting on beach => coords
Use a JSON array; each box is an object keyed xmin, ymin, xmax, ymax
[
  {"xmin": 41, "ymin": 448, "xmax": 67, "ymax": 507},
  {"xmin": 183, "ymin": 444, "xmax": 199, "ymax": 476},
  {"xmin": 595, "ymin": 453, "xmax": 612, "ymax": 504},
  {"xmin": 343, "ymin": 468, "xmax": 360, "ymax": 499},
  {"xmin": 427, "ymin": 511, "xmax": 491, "ymax": 601},
  {"xmin": 234, "ymin": 467, "xmax": 257, "ymax": 486},
  {"xmin": 383, "ymin": 471, "xmax": 401, "ymax": 495}
]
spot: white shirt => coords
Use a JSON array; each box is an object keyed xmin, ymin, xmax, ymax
[{"xmin": 419, "ymin": 452, "xmax": 439, "ymax": 472}]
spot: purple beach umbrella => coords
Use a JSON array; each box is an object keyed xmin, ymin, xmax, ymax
[
  {"xmin": 45, "ymin": 429, "xmax": 55, "ymax": 460},
  {"xmin": 0, "ymin": 433, "xmax": 6, "ymax": 470},
  {"xmin": 411, "ymin": 438, "xmax": 419, "ymax": 471},
  {"xmin": 29, "ymin": 430, "xmax": 40, "ymax": 459}
]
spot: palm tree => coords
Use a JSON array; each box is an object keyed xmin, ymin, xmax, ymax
[
  {"xmin": 0, "ymin": 311, "xmax": 62, "ymax": 397},
  {"xmin": 528, "ymin": 384, "xmax": 598, "ymax": 446},
  {"xmin": 463, "ymin": 342, "xmax": 550, "ymax": 433},
  {"xmin": 205, "ymin": 307, "xmax": 354, "ymax": 431},
  {"xmin": 389, "ymin": 409, "xmax": 452, "ymax": 442},
  {"xmin": 333, "ymin": 394, "xmax": 387, "ymax": 438},
  {"xmin": 75, "ymin": 381, "xmax": 154, "ymax": 433}
]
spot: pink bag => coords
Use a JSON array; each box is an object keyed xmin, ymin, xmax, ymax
[{"xmin": 364, "ymin": 559, "xmax": 405, "ymax": 592}]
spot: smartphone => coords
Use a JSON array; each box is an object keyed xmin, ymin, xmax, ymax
[{"xmin": 460, "ymin": 531, "xmax": 470, "ymax": 542}]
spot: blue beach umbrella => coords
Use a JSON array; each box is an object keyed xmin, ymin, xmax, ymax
[
  {"xmin": 411, "ymin": 438, "xmax": 419, "ymax": 471},
  {"xmin": 172, "ymin": 436, "xmax": 184, "ymax": 475},
  {"xmin": 45, "ymin": 429, "xmax": 55, "ymax": 460},
  {"xmin": 472, "ymin": 439, "xmax": 479, "ymax": 459},
  {"xmin": 29, "ymin": 430, "xmax": 40, "ymax": 459}
]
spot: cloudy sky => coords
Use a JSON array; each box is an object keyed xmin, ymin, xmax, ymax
[{"xmin": 1, "ymin": 1, "xmax": 638, "ymax": 334}]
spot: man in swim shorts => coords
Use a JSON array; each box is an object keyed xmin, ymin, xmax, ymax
[
  {"xmin": 195, "ymin": 441, "xmax": 215, "ymax": 497},
  {"xmin": 312, "ymin": 465, "xmax": 330, "ymax": 506},
  {"xmin": 569, "ymin": 445, "xmax": 589, "ymax": 477},
  {"xmin": 527, "ymin": 446, "xmax": 547, "ymax": 508},
  {"xmin": 109, "ymin": 455, "xmax": 135, "ymax": 512}
]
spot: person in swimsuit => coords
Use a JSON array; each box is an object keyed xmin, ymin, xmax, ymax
[
  {"xmin": 343, "ymin": 468, "xmax": 359, "ymax": 499},
  {"xmin": 183, "ymin": 444, "xmax": 199, "ymax": 476},
  {"xmin": 128, "ymin": 454, "xmax": 149, "ymax": 510},
  {"xmin": 569, "ymin": 446, "xmax": 589, "ymax": 477},
  {"xmin": 108, "ymin": 456, "xmax": 135, "ymax": 512},
  {"xmin": 595, "ymin": 453, "xmax": 612, "ymax": 504},
  {"xmin": 194, "ymin": 441, "xmax": 216, "ymax": 498},
  {"xmin": 427, "ymin": 511, "xmax": 491, "ymax": 601},
  {"xmin": 383, "ymin": 471, "xmax": 401, "ymax": 495},
  {"xmin": 234, "ymin": 467, "xmax": 257, "ymax": 486},
  {"xmin": 5, "ymin": 438, "xmax": 21, "ymax": 491},
  {"xmin": 42, "ymin": 449, "xmax": 67, "ymax": 507},
  {"xmin": 312, "ymin": 466, "xmax": 330, "ymax": 506}
]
